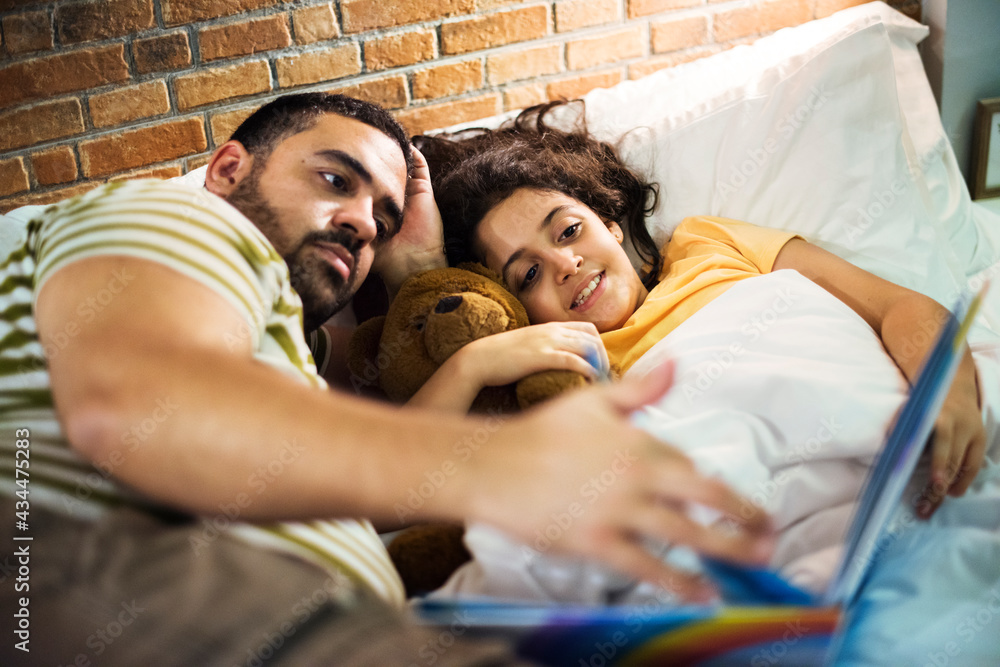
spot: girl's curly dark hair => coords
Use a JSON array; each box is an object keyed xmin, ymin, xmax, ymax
[{"xmin": 414, "ymin": 100, "xmax": 662, "ymax": 289}]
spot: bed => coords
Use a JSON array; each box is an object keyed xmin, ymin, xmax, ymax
[
  {"xmin": 3, "ymin": 2, "xmax": 999, "ymax": 663},
  {"xmin": 422, "ymin": 2, "xmax": 1000, "ymax": 663}
]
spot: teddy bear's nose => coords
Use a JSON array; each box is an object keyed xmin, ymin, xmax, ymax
[{"xmin": 434, "ymin": 295, "xmax": 463, "ymax": 314}]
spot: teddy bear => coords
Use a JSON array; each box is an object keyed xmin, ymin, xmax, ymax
[{"xmin": 346, "ymin": 262, "xmax": 590, "ymax": 596}]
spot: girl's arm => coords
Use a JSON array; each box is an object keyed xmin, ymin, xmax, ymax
[
  {"xmin": 408, "ymin": 322, "xmax": 608, "ymax": 412},
  {"xmin": 773, "ymin": 239, "xmax": 985, "ymax": 516}
]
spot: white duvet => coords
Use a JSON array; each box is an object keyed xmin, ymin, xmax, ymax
[{"xmin": 434, "ymin": 270, "xmax": 1000, "ymax": 663}]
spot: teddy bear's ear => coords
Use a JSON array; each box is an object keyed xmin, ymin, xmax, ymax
[
  {"xmin": 346, "ymin": 316, "xmax": 385, "ymax": 387},
  {"xmin": 456, "ymin": 262, "xmax": 504, "ymax": 286}
]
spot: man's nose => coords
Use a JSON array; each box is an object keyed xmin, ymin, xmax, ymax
[{"xmin": 333, "ymin": 195, "xmax": 378, "ymax": 244}]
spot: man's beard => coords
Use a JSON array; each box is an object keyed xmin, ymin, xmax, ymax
[{"xmin": 226, "ymin": 172, "xmax": 361, "ymax": 332}]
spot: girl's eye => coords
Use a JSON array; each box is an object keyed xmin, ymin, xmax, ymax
[
  {"xmin": 520, "ymin": 265, "xmax": 538, "ymax": 290},
  {"xmin": 559, "ymin": 223, "xmax": 580, "ymax": 241}
]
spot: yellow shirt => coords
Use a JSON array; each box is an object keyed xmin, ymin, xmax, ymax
[{"xmin": 602, "ymin": 216, "xmax": 798, "ymax": 373}]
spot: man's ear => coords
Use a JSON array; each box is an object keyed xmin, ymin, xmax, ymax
[{"xmin": 205, "ymin": 141, "xmax": 256, "ymax": 198}]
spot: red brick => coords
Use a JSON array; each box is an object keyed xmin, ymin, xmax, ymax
[
  {"xmin": 0, "ymin": 183, "xmax": 101, "ymax": 216},
  {"xmin": 0, "ymin": 98, "xmax": 85, "ymax": 152},
  {"xmin": 186, "ymin": 154, "xmax": 212, "ymax": 172},
  {"xmin": 503, "ymin": 83, "xmax": 546, "ymax": 111},
  {"xmin": 479, "ymin": 0, "xmax": 522, "ymax": 8},
  {"xmin": 161, "ymin": 0, "xmax": 283, "ymax": 27},
  {"xmin": 395, "ymin": 94, "xmax": 500, "ymax": 135},
  {"xmin": 413, "ymin": 60, "xmax": 483, "ymax": 100},
  {"xmin": 0, "ymin": 44, "xmax": 129, "ymax": 110},
  {"xmin": 627, "ymin": 47, "xmax": 720, "ymax": 79},
  {"xmin": 816, "ymin": 0, "xmax": 870, "ymax": 18},
  {"xmin": 441, "ymin": 4, "xmax": 549, "ymax": 56},
  {"xmin": 293, "ymin": 3, "xmax": 340, "ymax": 44},
  {"xmin": 31, "ymin": 146, "xmax": 78, "ymax": 186},
  {"xmin": 55, "ymin": 0, "xmax": 154, "ymax": 45},
  {"xmin": 0, "ymin": 157, "xmax": 30, "ymax": 197},
  {"xmin": 627, "ymin": 0, "xmax": 700, "ymax": 19},
  {"xmin": 0, "ymin": 0, "xmax": 49, "ymax": 10},
  {"xmin": 80, "ymin": 117, "xmax": 207, "ymax": 178},
  {"xmin": 2, "ymin": 10, "xmax": 53, "ymax": 55},
  {"xmin": 111, "ymin": 163, "xmax": 185, "ymax": 183},
  {"xmin": 210, "ymin": 107, "xmax": 257, "ymax": 146},
  {"xmin": 714, "ymin": 0, "xmax": 811, "ymax": 42},
  {"xmin": 555, "ymin": 0, "xmax": 619, "ymax": 33},
  {"xmin": 329, "ymin": 75, "xmax": 409, "ymax": 110},
  {"xmin": 364, "ymin": 29, "xmax": 436, "ymax": 71},
  {"xmin": 199, "ymin": 14, "xmax": 291, "ymax": 62},
  {"xmin": 547, "ymin": 70, "xmax": 622, "ymax": 100},
  {"xmin": 487, "ymin": 43, "xmax": 561, "ymax": 85},
  {"xmin": 133, "ymin": 31, "xmax": 192, "ymax": 74},
  {"xmin": 651, "ymin": 15, "xmax": 708, "ymax": 53},
  {"xmin": 276, "ymin": 44, "xmax": 361, "ymax": 89},
  {"xmin": 174, "ymin": 60, "xmax": 272, "ymax": 111},
  {"xmin": 89, "ymin": 80, "xmax": 171, "ymax": 128},
  {"xmin": 341, "ymin": 0, "xmax": 474, "ymax": 34},
  {"xmin": 566, "ymin": 26, "xmax": 643, "ymax": 71}
]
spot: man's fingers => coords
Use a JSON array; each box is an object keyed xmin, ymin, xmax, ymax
[
  {"xmin": 643, "ymin": 463, "xmax": 774, "ymax": 542},
  {"xmin": 605, "ymin": 361, "xmax": 675, "ymax": 415},
  {"xmin": 622, "ymin": 500, "xmax": 772, "ymax": 567},
  {"xmin": 591, "ymin": 538, "xmax": 716, "ymax": 603}
]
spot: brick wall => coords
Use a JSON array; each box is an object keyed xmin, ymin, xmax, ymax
[{"xmin": 0, "ymin": 0, "xmax": 915, "ymax": 214}]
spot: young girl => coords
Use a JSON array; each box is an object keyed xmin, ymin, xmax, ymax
[{"xmin": 413, "ymin": 102, "xmax": 986, "ymax": 515}]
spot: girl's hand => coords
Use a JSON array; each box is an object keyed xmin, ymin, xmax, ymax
[
  {"xmin": 456, "ymin": 321, "xmax": 609, "ymax": 386},
  {"xmin": 409, "ymin": 322, "xmax": 609, "ymax": 412},
  {"xmin": 917, "ymin": 354, "xmax": 986, "ymax": 518}
]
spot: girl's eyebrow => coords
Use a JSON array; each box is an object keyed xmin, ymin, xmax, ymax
[{"xmin": 501, "ymin": 204, "xmax": 572, "ymax": 286}]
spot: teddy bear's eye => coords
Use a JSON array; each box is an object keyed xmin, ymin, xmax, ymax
[{"xmin": 412, "ymin": 317, "xmax": 426, "ymax": 332}]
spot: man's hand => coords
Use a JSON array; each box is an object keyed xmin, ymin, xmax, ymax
[
  {"xmin": 461, "ymin": 363, "xmax": 776, "ymax": 601},
  {"xmin": 374, "ymin": 146, "xmax": 447, "ymax": 298}
]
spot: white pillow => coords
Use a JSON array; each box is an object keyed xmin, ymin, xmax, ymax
[{"xmin": 573, "ymin": 9, "xmax": 962, "ymax": 307}]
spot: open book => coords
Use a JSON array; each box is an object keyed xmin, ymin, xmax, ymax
[{"xmin": 414, "ymin": 282, "xmax": 990, "ymax": 666}]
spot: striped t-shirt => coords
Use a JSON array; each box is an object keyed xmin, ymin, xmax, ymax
[{"xmin": 0, "ymin": 179, "xmax": 405, "ymax": 606}]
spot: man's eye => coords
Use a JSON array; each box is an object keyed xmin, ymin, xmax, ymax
[
  {"xmin": 375, "ymin": 220, "xmax": 390, "ymax": 241},
  {"xmin": 323, "ymin": 173, "xmax": 347, "ymax": 190}
]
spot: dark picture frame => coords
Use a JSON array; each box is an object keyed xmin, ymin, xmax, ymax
[{"xmin": 971, "ymin": 97, "xmax": 1000, "ymax": 200}]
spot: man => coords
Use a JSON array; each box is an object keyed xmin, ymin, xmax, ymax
[{"xmin": 0, "ymin": 93, "xmax": 772, "ymax": 664}]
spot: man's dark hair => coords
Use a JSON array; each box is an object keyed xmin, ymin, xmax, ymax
[
  {"xmin": 415, "ymin": 101, "xmax": 662, "ymax": 289},
  {"xmin": 230, "ymin": 92, "xmax": 414, "ymax": 172}
]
